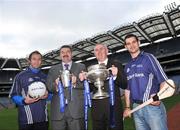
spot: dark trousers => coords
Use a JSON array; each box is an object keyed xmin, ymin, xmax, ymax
[
  {"xmin": 19, "ymin": 122, "xmax": 48, "ymax": 130},
  {"xmin": 92, "ymin": 98, "xmax": 124, "ymax": 130}
]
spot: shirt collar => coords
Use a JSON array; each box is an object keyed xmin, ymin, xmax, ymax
[
  {"xmin": 98, "ymin": 58, "xmax": 108, "ymax": 66},
  {"xmin": 132, "ymin": 51, "xmax": 144, "ymax": 61},
  {"xmin": 29, "ymin": 66, "xmax": 40, "ymax": 74},
  {"xmin": 62, "ymin": 61, "xmax": 72, "ymax": 70}
]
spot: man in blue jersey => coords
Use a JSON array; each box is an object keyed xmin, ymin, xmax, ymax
[
  {"xmin": 9, "ymin": 51, "xmax": 49, "ymax": 130},
  {"xmin": 123, "ymin": 34, "xmax": 168, "ymax": 130}
]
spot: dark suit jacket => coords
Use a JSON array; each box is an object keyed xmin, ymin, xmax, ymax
[
  {"xmin": 46, "ymin": 62, "xmax": 86, "ymax": 120},
  {"xmin": 91, "ymin": 59, "xmax": 127, "ymax": 121}
]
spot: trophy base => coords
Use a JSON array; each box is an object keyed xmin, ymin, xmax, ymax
[{"xmin": 92, "ymin": 92, "xmax": 109, "ymax": 99}]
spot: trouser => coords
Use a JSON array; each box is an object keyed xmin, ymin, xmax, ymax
[
  {"xmin": 92, "ymin": 99, "xmax": 124, "ymax": 130},
  {"xmin": 133, "ymin": 102, "xmax": 168, "ymax": 130},
  {"xmin": 51, "ymin": 107, "xmax": 84, "ymax": 130},
  {"xmin": 19, "ymin": 121, "xmax": 48, "ymax": 130},
  {"xmin": 92, "ymin": 117, "xmax": 123, "ymax": 130}
]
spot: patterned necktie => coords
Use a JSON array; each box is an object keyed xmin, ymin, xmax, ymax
[{"xmin": 64, "ymin": 64, "xmax": 69, "ymax": 70}]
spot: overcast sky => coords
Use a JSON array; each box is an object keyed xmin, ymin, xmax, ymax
[{"xmin": 0, "ymin": 0, "xmax": 166, "ymax": 58}]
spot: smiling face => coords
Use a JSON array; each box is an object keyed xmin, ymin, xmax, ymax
[
  {"xmin": 29, "ymin": 53, "xmax": 42, "ymax": 68},
  {"xmin": 125, "ymin": 36, "xmax": 140, "ymax": 58},
  {"xmin": 94, "ymin": 44, "xmax": 108, "ymax": 62},
  {"xmin": 60, "ymin": 47, "xmax": 72, "ymax": 63}
]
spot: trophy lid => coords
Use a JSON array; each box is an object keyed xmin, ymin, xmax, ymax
[{"xmin": 87, "ymin": 64, "xmax": 106, "ymax": 72}]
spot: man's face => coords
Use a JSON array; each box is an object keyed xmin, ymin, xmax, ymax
[
  {"xmin": 29, "ymin": 54, "xmax": 42, "ymax": 68},
  {"xmin": 60, "ymin": 47, "xmax": 72, "ymax": 63},
  {"xmin": 125, "ymin": 37, "xmax": 140, "ymax": 54},
  {"xmin": 94, "ymin": 44, "xmax": 108, "ymax": 62}
]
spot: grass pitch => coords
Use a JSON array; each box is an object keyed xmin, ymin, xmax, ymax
[{"xmin": 0, "ymin": 95, "xmax": 179, "ymax": 130}]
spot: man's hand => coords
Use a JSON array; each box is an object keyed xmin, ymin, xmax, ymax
[
  {"xmin": 123, "ymin": 108, "xmax": 132, "ymax": 118},
  {"xmin": 79, "ymin": 71, "xmax": 87, "ymax": 81},
  {"xmin": 71, "ymin": 74, "xmax": 77, "ymax": 87},
  {"xmin": 151, "ymin": 101, "xmax": 161, "ymax": 106},
  {"xmin": 150, "ymin": 94, "xmax": 161, "ymax": 106},
  {"xmin": 55, "ymin": 78, "xmax": 60, "ymax": 92},
  {"xmin": 55, "ymin": 78, "xmax": 60, "ymax": 86},
  {"xmin": 109, "ymin": 65, "xmax": 118, "ymax": 76},
  {"xmin": 24, "ymin": 94, "xmax": 40, "ymax": 104},
  {"xmin": 40, "ymin": 90, "xmax": 48, "ymax": 100}
]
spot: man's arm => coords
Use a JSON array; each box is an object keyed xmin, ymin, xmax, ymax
[
  {"xmin": 46, "ymin": 67, "xmax": 58, "ymax": 93},
  {"xmin": 150, "ymin": 81, "xmax": 166, "ymax": 106},
  {"xmin": 123, "ymin": 89, "xmax": 131, "ymax": 118},
  {"xmin": 9, "ymin": 74, "xmax": 24, "ymax": 106},
  {"xmin": 73, "ymin": 63, "xmax": 86, "ymax": 89},
  {"xmin": 112, "ymin": 60, "xmax": 127, "ymax": 89},
  {"xmin": 11, "ymin": 95, "xmax": 25, "ymax": 106},
  {"xmin": 9, "ymin": 74, "xmax": 41, "ymax": 106},
  {"xmin": 147, "ymin": 54, "xmax": 168, "ymax": 105}
]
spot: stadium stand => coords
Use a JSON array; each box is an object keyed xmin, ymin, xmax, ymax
[{"xmin": 0, "ymin": 7, "xmax": 180, "ymax": 107}]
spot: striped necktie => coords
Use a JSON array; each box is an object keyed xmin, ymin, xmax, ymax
[{"xmin": 64, "ymin": 64, "xmax": 69, "ymax": 70}]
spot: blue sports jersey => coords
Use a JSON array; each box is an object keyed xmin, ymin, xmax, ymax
[
  {"xmin": 124, "ymin": 51, "xmax": 168, "ymax": 103},
  {"xmin": 9, "ymin": 67, "xmax": 48, "ymax": 125}
]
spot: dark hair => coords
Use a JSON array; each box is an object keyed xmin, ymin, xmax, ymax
[
  {"xmin": 28, "ymin": 50, "xmax": 42, "ymax": 60},
  {"xmin": 60, "ymin": 45, "xmax": 72, "ymax": 52},
  {"xmin": 124, "ymin": 34, "xmax": 139, "ymax": 44}
]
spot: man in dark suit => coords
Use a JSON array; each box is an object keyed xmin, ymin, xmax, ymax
[
  {"xmin": 46, "ymin": 45, "xmax": 86, "ymax": 130},
  {"xmin": 80, "ymin": 44, "xmax": 127, "ymax": 130}
]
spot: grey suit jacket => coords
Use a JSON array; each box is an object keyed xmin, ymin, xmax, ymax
[{"xmin": 46, "ymin": 62, "xmax": 86, "ymax": 120}]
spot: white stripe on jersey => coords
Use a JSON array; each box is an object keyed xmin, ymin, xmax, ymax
[
  {"xmin": 147, "ymin": 54, "xmax": 168, "ymax": 80},
  {"xmin": 24, "ymin": 106, "xmax": 33, "ymax": 124},
  {"xmin": 22, "ymin": 88, "xmax": 33, "ymax": 124},
  {"xmin": 45, "ymin": 104, "xmax": 48, "ymax": 121},
  {"xmin": 9, "ymin": 76, "xmax": 18, "ymax": 98},
  {"xmin": 9, "ymin": 71, "xmax": 26, "ymax": 98},
  {"xmin": 143, "ymin": 73, "xmax": 153, "ymax": 102},
  {"xmin": 151, "ymin": 54, "xmax": 168, "ymax": 80}
]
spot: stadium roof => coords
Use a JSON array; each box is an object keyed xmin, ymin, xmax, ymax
[{"xmin": 0, "ymin": 8, "xmax": 180, "ymax": 70}]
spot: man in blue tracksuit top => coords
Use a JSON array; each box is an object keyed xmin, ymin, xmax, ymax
[
  {"xmin": 123, "ymin": 34, "xmax": 168, "ymax": 130},
  {"xmin": 9, "ymin": 51, "xmax": 49, "ymax": 130}
]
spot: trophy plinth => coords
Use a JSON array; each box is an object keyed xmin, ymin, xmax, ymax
[{"xmin": 87, "ymin": 64, "xmax": 109, "ymax": 99}]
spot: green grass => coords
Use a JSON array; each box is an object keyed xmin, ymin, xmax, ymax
[
  {"xmin": 162, "ymin": 94, "xmax": 180, "ymax": 111},
  {"xmin": 0, "ymin": 95, "xmax": 179, "ymax": 130},
  {"xmin": 0, "ymin": 108, "xmax": 18, "ymax": 130}
]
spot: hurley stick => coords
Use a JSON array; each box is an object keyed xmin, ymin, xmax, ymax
[{"xmin": 128, "ymin": 79, "xmax": 176, "ymax": 114}]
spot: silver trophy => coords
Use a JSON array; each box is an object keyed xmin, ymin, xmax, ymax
[
  {"xmin": 86, "ymin": 64, "xmax": 109, "ymax": 99},
  {"xmin": 60, "ymin": 70, "xmax": 72, "ymax": 88}
]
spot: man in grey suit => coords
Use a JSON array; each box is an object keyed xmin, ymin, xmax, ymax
[{"xmin": 46, "ymin": 45, "xmax": 86, "ymax": 130}]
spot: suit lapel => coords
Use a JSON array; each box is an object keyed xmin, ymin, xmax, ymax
[
  {"xmin": 70, "ymin": 62, "xmax": 75, "ymax": 72},
  {"xmin": 107, "ymin": 59, "xmax": 111, "ymax": 68},
  {"xmin": 59, "ymin": 64, "xmax": 63, "ymax": 71}
]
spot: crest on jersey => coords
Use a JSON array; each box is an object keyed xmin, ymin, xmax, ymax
[{"xmin": 28, "ymin": 78, "xmax": 34, "ymax": 82}]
